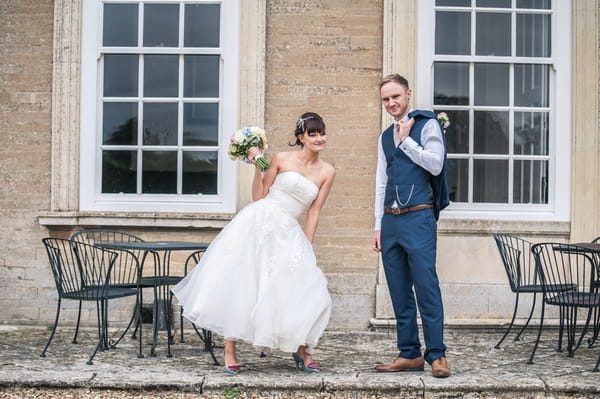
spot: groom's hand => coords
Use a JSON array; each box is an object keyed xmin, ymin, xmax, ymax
[{"xmin": 372, "ymin": 231, "xmax": 381, "ymax": 252}]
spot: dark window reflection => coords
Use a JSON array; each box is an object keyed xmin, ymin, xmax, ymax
[
  {"xmin": 143, "ymin": 103, "xmax": 178, "ymax": 145},
  {"xmin": 102, "ymin": 150, "xmax": 137, "ymax": 193},
  {"xmin": 474, "ymin": 111, "xmax": 509, "ymax": 154},
  {"xmin": 513, "ymin": 160, "xmax": 548, "ymax": 204},
  {"xmin": 184, "ymin": 55, "xmax": 220, "ymax": 98},
  {"xmin": 514, "ymin": 112, "xmax": 549, "ymax": 155},
  {"xmin": 517, "ymin": 14, "xmax": 551, "ymax": 57},
  {"xmin": 183, "ymin": 103, "xmax": 219, "ymax": 146},
  {"xmin": 183, "ymin": 151, "xmax": 218, "ymax": 194},
  {"xmin": 436, "ymin": 0, "xmax": 470, "ymax": 5},
  {"xmin": 104, "ymin": 54, "xmax": 138, "ymax": 97},
  {"xmin": 514, "ymin": 64, "xmax": 549, "ymax": 107},
  {"xmin": 143, "ymin": 4, "xmax": 179, "ymax": 47},
  {"xmin": 144, "ymin": 55, "xmax": 179, "ymax": 97},
  {"xmin": 440, "ymin": 110, "xmax": 469, "ymax": 154},
  {"xmin": 477, "ymin": 0, "xmax": 511, "ymax": 7},
  {"xmin": 474, "ymin": 63, "xmax": 509, "ymax": 106},
  {"xmin": 473, "ymin": 159, "xmax": 508, "ymax": 202},
  {"xmin": 103, "ymin": 4, "xmax": 138, "ymax": 47},
  {"xmin": 517, "ymin": 0, "xmax": 551, "ymax": 9},
  {"xmin": 434, "ymin": 62, "xmax": 469, "ymax": 105},
  {"xmin": 447, "ymin": 159, "xmax": 468, "ymax": 202},
  {"xmin": 142, "ymin": 151, "xmax": 177, "ymax": 193},
  {"xmin": 103, "ymin": 102, "xmax": 138, "ymax": 145},
  {"xmin": 185, "ymin": 4, "xmax": 220, "ymax": 47},
  {"xmin": 476, "ymin": 12, "xmax": 511, "ymax": 56},
  {"xmin": 436, "ymin": 11, "xmax": 470, "ymax": 55}
]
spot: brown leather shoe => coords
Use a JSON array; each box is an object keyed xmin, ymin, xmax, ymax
[
  {"xmin": 431, "ymin": 357, "xmax": 450, "ymax": 378},
  {"xmin": 375, "ymin": 356, "xmax": 425, "ymax": 372}
]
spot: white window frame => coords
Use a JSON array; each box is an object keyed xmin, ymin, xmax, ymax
[
  {"xmin": 417, "ymin": 0, "xmax": 570, "ymax": 221},
  {"xmin": 80, "ymin": 0, "xmax": 240, "ymax": 213}
]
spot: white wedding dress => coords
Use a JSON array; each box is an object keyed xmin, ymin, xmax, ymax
[{"xmin": 172, "ymin": 171, "xmax": 332, "ymax": 353}]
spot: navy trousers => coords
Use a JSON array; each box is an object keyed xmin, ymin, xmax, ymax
[{"xmin": 380, "ymin": 207, "xmax": 446, "ymax": 364}]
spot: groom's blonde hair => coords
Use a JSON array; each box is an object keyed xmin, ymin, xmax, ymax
[{"xmin": 379, "ymin": 74, "xmax": 410, "ymax": 90}]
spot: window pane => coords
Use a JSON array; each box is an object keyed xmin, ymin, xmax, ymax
[
  {"xmin": 184, "ymin": 55, "xmax": 220, "ymax": 98},
  {"xmin": 143, "ymin": 4, "xmax": 179, "ymax": 47},
  {"xmin": 474, "ymin": 63, "xmax": 509, "ymax": 106},
  {"xmin": 476, "ymin": 12, "xmax": 511, "ymax": 56},
  {"xmin": 473, "ymin": 159, "xmax": 508, "ymax": 202},
  {"xmin": 447, "ymin": 159, "xmax": 468, "ymax": 202},
  {"xmin": 102, "ymin": 150, "xmax": 137, "ymax": 193},
  {"xmin": 442, "ymin": 110, "xmax": 469, "ymax": 153},
  {"xmin": 142, "ymin": 151, "xmax": 177, "ymax": 193},
  {"xmin": 103, "ymin": 4, "xmax": 138, "ymax": 47},
  {"xmin": 514, "ymin": 112, "xmax": 549, "ymax": 155},
  {"xmin": 517, "ymin": 0, "xmax": 551, "ymax": 9},
  {"xmin": 513, "ymin": 160, "xmax": 548, "ymax": 204},
  {"xmin": 144, "ymin": 55, "xmax": 178, "ymax": 97},
  {"xmin": 103, "ymin": 102, "xmax": 138, "ymax": 145},
  {"xmin": 434, "ymin": 62, "xmax": 469, "ymax": 105},
  {"xmin": 143, "ymin": 103, "xmax": 178, "ymax": 145},
  {"xmin": 185, "ymin": 4, "xmax": 220, "ymax": 47},
  {"xmin": 183, "ymin": 151, "xmax": 218, "ymax": 194},
  {"xmin": 436, "ymin": 0, "xmax": 470, "ymax": 5},
  {"xmin": 474, "ymin": 111, "xmax": 509, "ymax": 154},
  {"xmin": 436, "ymin": 12, "xmax": 470, "ymax": 55},
  {"xmin": 477, "ymin": 0, "xmax": 510, "ymax": 7},
  {"xmin": 183, "ymin": 103, "xmax": 219, "ymax": 146},
  {"xmin": 104, "ymin": 55, "xmax": 138, "ymax": 97},
  {"xmin": 514, "ymin": 64, "xmax": 549, "ymax": 107},
  {"xmin": 517, "ymin": 14, "xmax": 551, "ymax": 57}
]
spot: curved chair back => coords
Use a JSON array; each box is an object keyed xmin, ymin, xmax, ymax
[{"xmin": 493, "ymin": 233, "xmax": 537, "ymax": 293}]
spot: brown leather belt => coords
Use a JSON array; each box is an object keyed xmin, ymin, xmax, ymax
[{"xmin": 384, "ymin": 204, "xmax": 433, "ymax": 215}]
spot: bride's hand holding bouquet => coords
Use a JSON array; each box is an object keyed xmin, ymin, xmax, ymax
[{"xmin": 228, "ymin": 126, "xmax": 270, "ymax": 172}]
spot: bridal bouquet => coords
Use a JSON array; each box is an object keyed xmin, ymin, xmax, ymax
[{"xmin": 228, "ymin": 126, "xmax": 270, "ymax": 172}]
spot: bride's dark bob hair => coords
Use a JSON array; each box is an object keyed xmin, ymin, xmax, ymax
[{"xmin": 290, "ymin": 112, "xmax": 326, "ymax": 148}]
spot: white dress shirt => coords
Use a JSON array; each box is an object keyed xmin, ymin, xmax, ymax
[{"xmin": 374, "ymin": 111, "xmax": 446, "ymax": 230}]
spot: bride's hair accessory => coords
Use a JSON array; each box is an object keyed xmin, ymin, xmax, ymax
[{"xmin": 297, "ymin": 116, "xmax": 316, "ymax": 132}]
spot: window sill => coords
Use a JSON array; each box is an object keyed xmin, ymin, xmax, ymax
[
  {"xmin": 38, "ymin": 210, "xmax": 234, "ymax": 230},
  {"xmin": 438, "ymin": 217, "xmax": 570, "ymax": 237}
]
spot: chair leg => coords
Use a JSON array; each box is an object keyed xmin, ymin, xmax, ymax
[
  {"xmin": 40, "ymin": 299, "xmax": 62, "ymax": 357},
  {"xmin": 528, "ymin": 301, "xmax": 546, "ymax": 364},
  {"xmin": 514, "ymin": 293, "xmax": 538, "ymax": 341},
  {"xmin": 180, "ymin": 306, "xmax": 185, "ymax": 343},
  {"xmin": 72, "ymin": 299, "xmax": 83, "ymax": 344},
  {"xmin": 87, "ymin": 300, "xmax": 106, "ymax": 365},
  {"xmin": 109, "ymin": 300, "xmax": 139, "ymax": 349},
  {"xmin": 495, "ymin": 293, "xmax": 520, "ymax": 349},
  {"xmin": 557, "ymin": 306, "xmax": 564, "ymax": 352},
  {"xmin": 594, "ymin": 351, "xmax": 600, "ymax": 372},
  {"xmin": 565, "ymin": 306, "xmax": 577, "ymax": 357}
]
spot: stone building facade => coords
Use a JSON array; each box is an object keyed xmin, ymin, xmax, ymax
[{"xmin": 1, "ymin": 0, "xmax": 598, "ymax": 332}]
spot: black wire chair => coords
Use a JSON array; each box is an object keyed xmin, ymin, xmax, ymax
[
  {"xmin": 70, "ymin": 229, "xmax": 147, "ymax": 357},
  {"xmin": 175, "ymin": 249, "xmax": 218, "ymax": 365},
  {"xmin": 530, "ymin": 242, "xmax": 600, "ymax": 371},
  {"xmin": 492, "ymin": 233, "xmax": 548, "ymax": 349},
  {"xmin": 40, "ymin": 237, "xmax": 138, "ymax": 364}
]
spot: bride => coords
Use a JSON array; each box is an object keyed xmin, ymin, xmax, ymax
[{"xmin": 171, "ymin": 112, "xmax": 336, "ymax": 375}]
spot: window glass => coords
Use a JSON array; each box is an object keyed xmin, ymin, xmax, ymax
[
  {"xmin": 102, "ymin": 151, "xmax": 137, "ymax": 193},
  {"xmin": 142, "ymin": 151, "xmax": 177, "ymax": 193},
  {"xmin": 104, "ymin": 55, "xmax": 138, "ymax": 97},
  {"xmin": 476, "ymin": 12, "xmax": 511, "ymax": 56},
  {"xmin": 514, "ymin": 64, "xmax": 549, "ymax": 107},
  {"xmin": 182, "ymin": 151, "xmax": 218, "ymax": 194},
  {"xmin": 517, "ymin": 0, "xmax": 551, "ymax": 9},
  {"xmin": 144, "ymin": 55, "xmax": 179, "ymax": 98},
  {"xmin": 474, "ymin": 111, "xmax": 509, "ymax": 154},
  {"xmin": 447, "ymin": 159, "xmax": 468, "ymax": 202},
  {"xmin": 473, "ymin": 159, "xmax": 508, "ymax": 202},
  {"xmin": 442, "ymin": 110, "xmax": 469, "ymax": 154},
  {"xmin": 434, "ymin": 62, "xmax": 469, "ymax": 105},
  {"xmin": 513, "ymin": 160, "xmax": 548, "ymax": 203},
  {"xmin": 474, "ymin": 63, "xmax": 509, "ymax": 106},
  {"xmin": 103, "ymin": 4, "xmax": 138, "ymax": 46},
  {"xmin": 436, "ymin": 0, "xmax": 470, "ymax": 5},
  {"xmin": 185, "ymin": 4, "xmax": 220, "ymax": 47},
  {"xmin": 184, "ymin": 55, "xmax": 220, "ymax": 98},
  {"xmin": 436, "ymin": 12, "xmax": 470, "ymax": 55},
  {"xmin": 514, "ymin": 112, "xmax": 549, "ymax": 155},
  {"xmin": 143, "ymin": 4, "xmax": 179, "ymax": 47},
  {"xmin": 517, "ymin": 13, "xmax": 551, "ymax": 57},
  {"xmin": 143, "ymin": 103, "xmax": 178, "ymax": 145},
  {"xmin": 477, "ymin": 0, "xmax": 510, "ymax": 7},
  {"xmin": 183, "ymin": 103, "xmax": 219, "ymax": 146},
  {"xmin": 103, "ymin": 102, "xmax": 138, "ymax": 145}
]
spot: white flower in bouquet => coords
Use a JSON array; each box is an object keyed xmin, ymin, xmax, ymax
[
  {"xmin": 228, "ymin": 126, "xmax": 270, "ymax": 172},
  {"xmin": 437, "ymin": 112, "xmax": 450, "ymax": 130}
]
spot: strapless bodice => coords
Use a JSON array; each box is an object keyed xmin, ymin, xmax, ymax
[{"xmin": 264, "ymin": 171, "xmax": 318, "ymax": 218}]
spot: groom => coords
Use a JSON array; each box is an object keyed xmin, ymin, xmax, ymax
[{"xmin": 371, "ymin": 74, "xmax": 450, "ymax": 378}]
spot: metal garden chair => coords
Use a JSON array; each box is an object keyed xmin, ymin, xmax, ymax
[
  {"xmin": 530, "ymin": 242, "xmax": 600, "ymax": 371},
  {"xmin": 40, "ymin": 237, "xmax": 138, "ymax": 364}
]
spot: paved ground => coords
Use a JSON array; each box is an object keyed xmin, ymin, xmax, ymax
[{"xmin": 1, "ymin": 324, "xmax": 600, "ymax": 398}]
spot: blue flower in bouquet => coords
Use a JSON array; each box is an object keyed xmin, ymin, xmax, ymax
[{"xmin": 228, "ymin": 126, "xmax": 270, "ymax": 171}]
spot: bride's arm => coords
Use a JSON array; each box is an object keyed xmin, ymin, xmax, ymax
[
  {"xmin": 304, "ymin": 166, "xmax": 336, "ymax": 243},
  {"xmin": 249, "ymin": 149, "xmax": 279, "ymax": 201}
]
